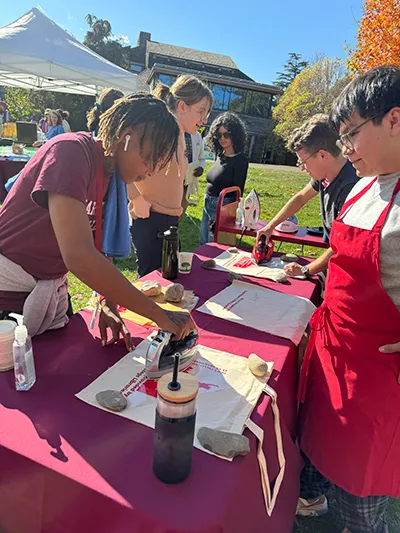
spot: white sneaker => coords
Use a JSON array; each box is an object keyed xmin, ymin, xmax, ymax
[{"xmin": 296, "ymin": 495, "xmax": 329, "ymax": 516}]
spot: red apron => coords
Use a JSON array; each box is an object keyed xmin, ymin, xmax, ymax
[{"xmin": 298, "ymin": 176, "xmax": 400, "ymax": 497}]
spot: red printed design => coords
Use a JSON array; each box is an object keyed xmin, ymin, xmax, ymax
[{"xmin": 233, "ymin": 257, "xmax": 254, "ymax": 268}]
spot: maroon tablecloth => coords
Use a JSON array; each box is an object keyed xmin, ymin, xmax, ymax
[
  {"xmin": 0, "ymin": 243, "xmax": 321, "ymax": 533},
  {"xmin": 0, "ymin": 159, "xmax": 27, "ymax": 201}
]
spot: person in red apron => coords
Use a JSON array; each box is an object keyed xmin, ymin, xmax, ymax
[{"xmin": 297, "ymin": 66, "xmax": 400, "ymax": 533}]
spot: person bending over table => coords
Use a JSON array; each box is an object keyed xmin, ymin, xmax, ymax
[
  {"xmin": 296, "ymin": 65, "xmax": 400, "ymax": 533},
  {"xmin": 257, "ymin": 114, "xmax": 359, "ymax": 278},
  {"xmin": 128, "ymin": 75, "xmax": 213, "ymax": 277},
  {"xmin": 0, "ymin": 93, "xmax": 194, "ymax": 349},
  {"xmin": 199, "ymin": 112, "xmax": 248, "ymax": 245}
]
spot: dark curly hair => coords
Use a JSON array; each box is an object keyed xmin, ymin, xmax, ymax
[{"xmin": 206, "ymin": 112, "xmax": 247, "ymax": 158}]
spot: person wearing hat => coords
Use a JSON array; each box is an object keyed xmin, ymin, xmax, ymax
[{"xmin": 39, "ymin": 109, "xmax": 52, "ymax": 135}]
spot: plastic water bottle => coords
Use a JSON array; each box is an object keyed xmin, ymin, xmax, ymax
[
  {"xmin": 10, "ymin": 313, "xmax": 36, "ymax": 391},
  {"xmin": 236, "ymin": 199, "xmax": 244, "ymax": 227},
  {"xmin": 153, "ymin": 356, "xmax": 199, "ymax": 484}
]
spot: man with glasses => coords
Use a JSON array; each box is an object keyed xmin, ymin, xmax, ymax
[
  {"xmin": 257, "ymin": 114, "xmax": 359, "ymax": 278},
  {"xmin": 297, "ymin": 65, "xmax": 400, "ymax": 533}
]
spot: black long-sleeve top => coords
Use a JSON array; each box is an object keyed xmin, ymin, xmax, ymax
[{"xmin": 205, "ymin": 153, "xmax": 249, "ymax": 198}]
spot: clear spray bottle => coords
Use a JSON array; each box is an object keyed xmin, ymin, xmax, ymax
[{"xmin": 10, "ymin": 314, "xmax": 36, "ymax": 391}]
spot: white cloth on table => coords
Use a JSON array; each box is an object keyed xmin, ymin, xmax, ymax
[{"xmin": 196, "ymin": 279, "xmax": 316, "ymax": 345}]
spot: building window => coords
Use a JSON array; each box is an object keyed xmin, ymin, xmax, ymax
[
  {"xmin": 158, "ymin": 73, "xmax": 177, "ymax": 87},
  {"xmin": 209, "ymin": 84, "xmax": 273, "ymax": 118},
  {"xmin": 210, "ymin": 84, "xmax": 230, "ymax": 111},
  {"xmin": 228, "ymin": 87, "xmax": 246, "ymax": 113},
  {"xmin": 245, "ymin": 91, "xmax": 272, "ymax": 118},
  {"xmin": 130, "ymin": 64, "xmax": 143, "ymax": 73}
]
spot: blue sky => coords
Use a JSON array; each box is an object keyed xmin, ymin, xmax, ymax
[{"xmin": 2, "ymin": 1, "xmax": 364, "ymax": 85}]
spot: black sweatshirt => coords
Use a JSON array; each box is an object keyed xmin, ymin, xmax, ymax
[{"xmin": 205, "ymin": 153, "xmax": 249, "ymax": 198}]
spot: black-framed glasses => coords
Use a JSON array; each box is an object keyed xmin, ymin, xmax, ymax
[
  {"xmin": 338, "ymin": 112, "xmax": 383, "ymax": 150},
  {"xmin": 217, "ymin": 131, "xmax": 231, "ymax": 140},
  {"xmin": 296, "ymin": 150, "xmax": 319, "ymax": 169}
]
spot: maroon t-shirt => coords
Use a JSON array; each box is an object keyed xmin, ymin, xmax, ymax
[{"xmin": 0, "ymin": 132, "xmax": 109, "ymax": 311}]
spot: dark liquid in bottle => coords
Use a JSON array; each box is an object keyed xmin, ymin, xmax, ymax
[{"xmin": 153, "ymin": 410, "xmax": 196, "ymax": 484}]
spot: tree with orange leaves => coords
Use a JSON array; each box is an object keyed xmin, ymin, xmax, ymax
[{"xmin": 348, "ymin": 0, "xmax": 400, "ymax": 74}]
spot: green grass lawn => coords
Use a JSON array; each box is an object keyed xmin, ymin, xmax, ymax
[
  {"xmin": 69, "ymin": 163, "xmax": 319, "ymax": 313},
  {"xmin": 68, "ymin": 163, "xmax": 400, "ymax": 533}
]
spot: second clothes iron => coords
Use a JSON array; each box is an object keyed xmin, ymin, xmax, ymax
[{"xmin": 145, "ymin": 329, "xmax": 199, "ymax": 379}]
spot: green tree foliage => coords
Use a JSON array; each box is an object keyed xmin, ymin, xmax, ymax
[
  {"xmin": 274, "ymin": 53, "xmax": 309, "ymax": 90},
  {"xmin": 84, "ymin": 14, "xmax": 130, "ymax": 69},
  {"xmin": 273, "ymin": 58, "xmax": 349, "ymax": 142},
  {"xmin": 4, "ymin": 88, "xmax": 37, "ymax": 121},
  {"xmin": 4, "ymin": 87, "xmax": 94, "ymax": 132}
]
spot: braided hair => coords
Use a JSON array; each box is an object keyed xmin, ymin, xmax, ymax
[
  {"xmin": 87, "ymin": 88, "xmax": 124, "ymax": 134},
  {"xmin": 98, "ymin": 92, "xmax": 180, "ymax": 171},
  {"xmin": 206, "ymin": 112, "xmax": 247, "ymax": 158}
]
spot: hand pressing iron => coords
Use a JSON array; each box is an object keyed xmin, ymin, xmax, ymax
[
  {"xmin": 145, "ymin": 329, "xmax": 199, "ymax": 379},
  {"xmin": 252, "ymin": 234, "xmax": 274, "ymax": 265}
]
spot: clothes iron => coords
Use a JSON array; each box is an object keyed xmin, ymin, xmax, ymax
[
  {"xmin": 275, "ymin": 215, "xmax": 299, "ymax": 234},
  {"xmin": 243, "ymin": 189, "xmax": 260, "ymax": 230},
  {"xmin": 145, "ymin": 329, "xmax": 199, "ymax": 379},
  {"xmin": 252, "ymin": 234, "xmax": 274, "ymax": 264}
]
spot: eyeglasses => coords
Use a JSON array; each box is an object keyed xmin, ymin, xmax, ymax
[
  {"xmin": 337, "ymin": 112, "xmax": 382, "ymax": 150},
  {"xmin": 217, "ymin": 131, "xmax": 231, "ymax": 140},
  {"xmin": 188, "ymin": 104, "xmax": 210, "ymax": 122},
  {"xmin": 296, "ymin": 150, "xmax": 319, "ymax": 169}
]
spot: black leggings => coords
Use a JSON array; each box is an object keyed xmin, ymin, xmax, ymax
[{"xmin": 130, "ymin": 212, "xmax": 179, "ymax": 278}]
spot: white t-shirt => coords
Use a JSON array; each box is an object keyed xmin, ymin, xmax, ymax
[
  {"xmin": 62, "ymin": 120, "xmax": 71, "ymax": 133},
  {"xmin": 342, "ymin": 172, "xmax": 400, "ymax": 309}
]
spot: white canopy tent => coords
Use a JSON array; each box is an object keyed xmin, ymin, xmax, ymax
[{"xmin": 0, "ymin": 8, "xmax": 137, "ymax": 96}]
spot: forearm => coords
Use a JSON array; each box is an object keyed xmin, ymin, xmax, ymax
[
  {"xmin": 267, "ymin": 194, "xmax": 307, "ymax": 229},
  {"xmin": 67, "ymin": 249, "xmax": 165, "ymax": 324},
  {"xmin": 308, "ymin": 248, "xmax": 334, "ymax": 275}
]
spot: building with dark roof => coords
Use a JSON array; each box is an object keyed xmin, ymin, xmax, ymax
[{"xmin": 129, "ymin": 32, "xmax": 283, "ymax": 163}]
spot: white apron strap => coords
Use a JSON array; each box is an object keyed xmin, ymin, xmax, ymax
[{"xmin": 245, "ymin": 383, "xmax": 286, "ymax": 516}]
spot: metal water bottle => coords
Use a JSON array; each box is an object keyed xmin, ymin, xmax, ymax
[
  {"xmin": 153, "ymin": 357, "xmax": 199, "ymax": 484},
  {"xmin": 160, "ymin": 226, "xmax": 179, "ymax": 280}
]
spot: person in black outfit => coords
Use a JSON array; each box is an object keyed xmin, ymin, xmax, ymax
[{"xmin": 200, "ymin": 112, "xmax": 248, "ymax": 245}]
